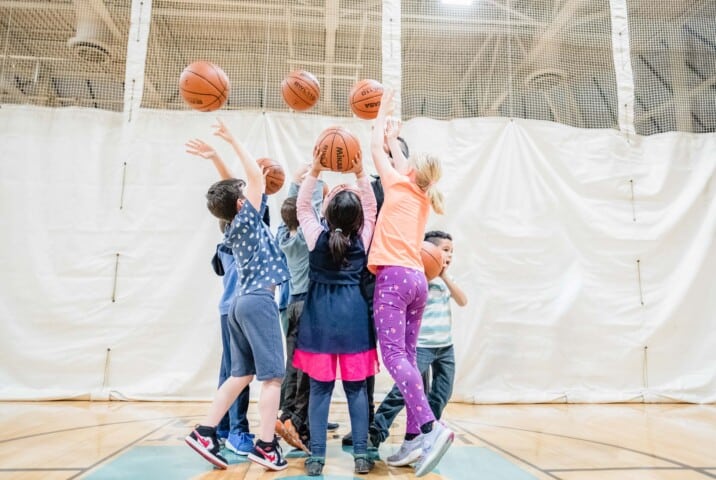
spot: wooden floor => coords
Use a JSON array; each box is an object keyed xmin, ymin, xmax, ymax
[{"xmin": 0, "ymin": 401, "xmax": 714, "ymax": 479}]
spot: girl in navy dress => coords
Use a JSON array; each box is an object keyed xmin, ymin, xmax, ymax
[{"xmin": 292, "ymin": 149, "xmax": 378, "ymax": 476}]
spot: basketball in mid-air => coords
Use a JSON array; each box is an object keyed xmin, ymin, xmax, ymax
[
  {"xmin": 281, "ymin": 70, "xmax": 320, "ymax": 111},
  {"xmin": 349, "ymin": 79, "xmax": 384, "ymax": 119},
  {"xmin": 421, "ymin": 241, "xmax": 444, "ymax": 281},
  {"xmin": 256, "ymin": 157, "xmax": 285, "ymax": 195},
  {"xmin": 314, "ymin": 126, "xmax": 362, "ymax": 173},
  {"xmin": 179, "ymin": 61, "xmax": 230, "ymax": 112}
]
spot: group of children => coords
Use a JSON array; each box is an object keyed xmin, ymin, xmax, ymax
[{"xmin": 184, "ymin": 89, "xmax": 467, "ymax": 477}]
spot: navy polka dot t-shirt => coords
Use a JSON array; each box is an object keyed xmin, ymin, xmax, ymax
[{"xmin": 224, "ymin": 194, "xmax": 289, "ymax": 295}]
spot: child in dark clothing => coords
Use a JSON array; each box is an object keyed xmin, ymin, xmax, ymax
[{"xmin": 291, "ymin": 149, "xmax": 378, "ymax": 476}]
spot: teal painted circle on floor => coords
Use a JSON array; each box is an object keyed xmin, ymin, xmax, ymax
[{"xmin": 85, "ymin": 444, "xmax": 537, "ymax": 479}]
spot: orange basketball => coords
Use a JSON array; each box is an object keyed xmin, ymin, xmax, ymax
[
  {"xmin": 349, "ymin": 79, "xmax": 384, "ymax": 119},
  {"xmin": 421, "ymin": 241, "xmax": 444, "ymax": 281},
  {"xmin": 314, "ymin": 126, "xmax": 362, "ymax": 173},
  {"xmin": 256, "ymin": 157, "xmax": 285, "ymax": 195},
  {"xmin": 281, "ymin": 70, "xmax": 320, "ymax": 111},
  {"xmin": 179, "ymin": 61, "xmax": 230, "ymax": 112}
]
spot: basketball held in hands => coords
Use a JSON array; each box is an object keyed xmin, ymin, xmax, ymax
[
  {"xmin": 421, "ymin": 241, "xmax": 444, "ymax": 281},
  {"xmin": 257, "ymin": 157, "xmax": 285, "ymax": 195},
  {"xmin": 314, "ymin": 126, "xmax": 362, "ymax": 173}
]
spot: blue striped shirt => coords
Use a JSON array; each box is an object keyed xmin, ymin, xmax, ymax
[{"xmin": 418, "ymin": 277, "xmax": 453, "ymax": 348}]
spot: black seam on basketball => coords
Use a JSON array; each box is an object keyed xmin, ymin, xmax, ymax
[
  {"xmin": 184, "ymin": 70, "xmax": 224, "ymax": 96},
  {"xmin": 295, "ymin": 73, "xmax": 320, "ymax": 98},
  {"xmin": 179, "ymin": 88, "xmax": 221, "ymax": 98},
  {"xmin": 285, "ymin": 82, "xmax": 311, "ymax": 108},
  {"xmin": 327, "ymin": 131, "xmax": 338, "ymax": 170},
  {"xmin": 424, "ymin": 250, "xmax": 442, "ymax": 272},
  {"xmin": 208, "ymin": 63, "xmax": 229, "ymax": 93},
  {"xmin": 199, "ymin": 95, "xmax": 223, "ymax": 111}
]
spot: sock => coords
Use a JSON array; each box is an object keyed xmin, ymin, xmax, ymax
[
  {"xmin": 405, "ymin": 432, "xmax": 419, "ymax": 441},
  {"xmin": 257, "ymin": 439, "xmax": 275, "ymax": 451},
  {"xmin": 420, "ymin": 421, "xmax": 434, "ymax": 434}
]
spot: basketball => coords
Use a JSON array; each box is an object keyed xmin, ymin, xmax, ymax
[
  {"xmin": 256, "ymin": 157, "xmax": 285, "ymax": 195},
  {"xmin": 179, "ymin": 61, "xmax": 230, "ymax": 112},
  {"xmin": 349, "ymin": 79, "xmax": 384, "ymax": 119},
  {"xmin": 314, "ymin": 126, "xmax": 362, "ymax": 173},
  {"xmin": 281, "ymin": 70, "xmax": 320, "ymax": 111},
  {"xmin": 421, "ymin": 241, "xmax": 444, "ymax": 281}
]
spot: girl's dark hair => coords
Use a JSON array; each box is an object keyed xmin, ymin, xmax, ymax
[
  {"xmin": 281, "ymin": 196, "xmax": 299, "ymax": 231},
  {"xmin": 324, "ymin": 190, "xmax": 363, "ymax": 264},
  {"xmin": 206, "ymin": 178, "xmax": 245, "ymax": 222}
]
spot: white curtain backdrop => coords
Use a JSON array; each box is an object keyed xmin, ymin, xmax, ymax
[{"xmin": 0, "ymin": 105, "xmax": 714, "ymax": 403}]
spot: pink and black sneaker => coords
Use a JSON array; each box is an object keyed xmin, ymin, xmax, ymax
[
  {"xmin": 185, "ymin": 425, "xmax": 228, "ymax": 469},
  {"xmin": 248, "ymin": 436, "xmax": 288, "ymax": 471}
]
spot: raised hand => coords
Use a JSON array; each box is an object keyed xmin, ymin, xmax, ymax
[
  {"xmin": 293, "ymin": 163, "xmax": 311, "ymax": 184},
  {"xmin": 185, "ymin": 139, "xmax": 218, "ymax": 159},
  {"xmin": 211, "ymin": 117, "xmax": 235, "ymax": 145},
  {"xmin": 345, "ymin": 153, "xmax": 364, "ymax": 177},
  {"xmin": 310, "ymin": 144, "xmax": 330, "ymax": 177},
  {"xmin": 385, "ymin": 116, "xmax": 402, "ymax": 142}
]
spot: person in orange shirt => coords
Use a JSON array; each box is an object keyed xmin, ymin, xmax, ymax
[{"xmin": 367, "ymin": 89, "xmax": 453, "ymax": 478}]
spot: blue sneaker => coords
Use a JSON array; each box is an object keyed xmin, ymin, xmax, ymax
[{"xmin": 225, "ymin": 431, "xmax": 255, "ymax": 455}]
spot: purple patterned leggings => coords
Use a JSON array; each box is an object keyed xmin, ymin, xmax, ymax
[{"xmin": 373, "ymin": 266, "xmax": 436, "ymax": 435}]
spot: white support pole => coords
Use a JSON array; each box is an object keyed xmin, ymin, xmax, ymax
[
  {"xmin": 123, "ymin": 0, "xmax": 153, "ymax": 121},
  {"xmin": 382, "ymin": 0, "xmax": 401, "ymax": 117},
  {"xmin": 608, "ymin": 0, "xmax": 636, "ymax": 136}
]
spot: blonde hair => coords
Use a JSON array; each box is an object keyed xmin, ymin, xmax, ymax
[{"xmin": 412, "ymin": 153, "xmax": 444, "ymax": 214}]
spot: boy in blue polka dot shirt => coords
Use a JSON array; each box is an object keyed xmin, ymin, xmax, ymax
[{"xmin": 185, "ymin": 119, "xmax": 289, "ymax": 472}]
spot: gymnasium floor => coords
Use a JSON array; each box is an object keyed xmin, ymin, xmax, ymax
[{"xmin": 0, "ymin": 401, "xmax": 714, "ymax": 480}]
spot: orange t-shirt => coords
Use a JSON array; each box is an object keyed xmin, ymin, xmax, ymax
[{"xmin": 367, "ymin": 169, "xmax": 430, "ymax": 274}]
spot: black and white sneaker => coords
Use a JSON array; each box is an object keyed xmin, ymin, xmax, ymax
[
  {"xmin": 248, "ymin": 437, "xmax": 288, "ymax": 471},
  {"xmin": 185, "ymin": 425, "xmax": 228, "ymax": 469}
]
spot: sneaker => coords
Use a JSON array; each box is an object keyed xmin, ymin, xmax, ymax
[
  {"xmin": 414, "ymin": 422, "xmax": 455, "ymax": 477},
  {"xmin": 386, "ymin": 436, "xmax": 422, "ymax": 467},
  {"xmin": 225, "ymin": 431, "xmax": 255, "ymax": 455},
  {"xmin": 275, "ymin": 418, "xmax": 310, "ymax": 454},
  {"xmin": 354, "ymin": 454, "xmax": 375, "ymax": 474},
  {"xmin": 185, "ymin": 425, "xmax": 228, "ymax": 470},
  {"xmin": 248, "ymin": 437, "xmax": 288, "ymax": 471},
  {"xmin": 342, "ymin": 430, "xmax": 353, "ymax": 446},
  {"xmin": 304, "ymin": 456, "xmax": 325, "ymax": 476},
  {"xmin": 327, "ymin": 421, "xmax": 339, "ymax": 431}
]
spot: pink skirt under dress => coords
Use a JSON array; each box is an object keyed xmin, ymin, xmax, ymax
[{"xmin": 293, "ymin": 348, "xmax": 380, "ymax": 382}]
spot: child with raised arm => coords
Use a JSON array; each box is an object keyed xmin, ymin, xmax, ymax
[
  {"xmin": 370, "ymin": 230, "xmax": 468, "ymax": 456},
  {"xmin": 184, "ymin": 119, "xmax": 289, "ymax": 472},
  {"xmin": 292, "ymin": 149, "xmax": 379, "ymax": 476},
  {"xmin": 185, "ymin": 139, "xmax": 254, "ymax": 456},
  {"xmin": 368, "ymin": 89, "xmax": 452, "ymax": 477},
  {"xmin": 275, "ymin": 164, "xmax": 326, "ymax": 454}
]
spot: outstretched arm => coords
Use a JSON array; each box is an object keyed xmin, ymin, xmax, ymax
[
  {"xmin": 385, "ymin": 117, "xmax": 409, "ymax": 174},
  {"xmin": 211, "ymin": 118, "xmax": 264, "ymax": 211},
  {"xmin": 296, "ymin": 149, "xmax": 330, "ymax": 251},
  {"xmin": 185, "ymin": 139, "xmax": 233, "ymax": 180},
  {"xmin": 371, "ymin": 88, "xmax": 400, "ymax": 180}
]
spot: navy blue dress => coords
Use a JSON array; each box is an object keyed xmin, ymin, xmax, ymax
[{"xmin": 297, "ymin": 230, "xmax": 375, "ymax": 354}]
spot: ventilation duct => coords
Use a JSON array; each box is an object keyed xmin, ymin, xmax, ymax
[{"xmin": 67, "ymin": 0, "xmax": 113, "ymax": 64}]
